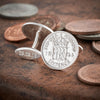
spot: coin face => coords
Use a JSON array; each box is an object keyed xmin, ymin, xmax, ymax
[
  {"xmin": 41, "ymin": 31, "xmax": 79, "ymax": 70},
  {"xmin": 77, "ymin": 34, "xmax": 100, "ymax": 40},
  {"xmin": 65, "ymin": 19, "xmax": 100, "ymax": 35},
  {"xmin": 4, "ymin": 23, "xmax": 27, "ymax": 41},
  {"xmin": 15, "ymin": 47, "xmax": 41, "ymax": 60},
  {"xmin": 0, "ymin": 3, "xmax": 38, "ymax": 18}
]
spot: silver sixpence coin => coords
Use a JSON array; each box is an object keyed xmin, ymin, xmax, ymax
[
  {"xmin": 77, "ymin": 34, "xmax": 100, "ymax": 40},
  {"xmin": 15, "ymin": 47, "xmax": 41, "ymax": 60},
  {"xmin": 41, "ymin": 31, "xmax": 79, "ymax": 70},
  {"xmin": 0, "ymin": 3, "xmax": 38, "ymax": 18}
]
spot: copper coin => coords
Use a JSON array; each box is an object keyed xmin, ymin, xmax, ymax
[
  {"xmin": 22, "ymin": 23, "xmax": 41, "ymax": 41},
  {"xmin": 92, "ymin": 41, "xmax": 100, "ymax": 54},
  {"xmin": 56, "ymin": 22, "xmax": 65, "ymax": 31},
  {"xmin": 33, "ymin": 15, "xmax": 57, "ymax": 30},
  {"xmin": 4, "ymin": 23, "xmax": 27, "ymax": 41},
  {"xmin": 78, "ymin": 64, "xmax": 100, "ymax": 85},
  {"xmin": 65, "ymin": 19, "xmax": 100, "ymax": 35},
  {"xmin": 50, "ymin": 15, "xmax": 61, "ymax": 29}
]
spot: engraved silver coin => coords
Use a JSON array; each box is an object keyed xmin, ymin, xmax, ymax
[
  {"xmin": 15, "ymin": 22, "xmax": 53, "ymax": 60},
  {"xmin": 41, "ymin": 31, "xmax": 79, "ymax": 70},
  {"xmin": 15, "ymin": 47, "xmax": 41, "ymax": 60},
  {"xmin": 77, "ymin": 34, "xmax": 100, "ymax": 40},
  {"xmin": 0, "ymin": 3, "xmax": 38, "ymax": 18}
]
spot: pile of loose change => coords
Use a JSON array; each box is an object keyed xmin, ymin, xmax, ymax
[
  {"xmin": 4, "ymin": 14, "xmax": 82, "ymax": 70},
  {"xmin": 2, "ymin": 3, "xmax": 100, "ymax": 85},
  {"xmin": 65, "ymin": 19, "xmax": 100, "ymax": 85},
  {"xmin": 65, "ymin": 19, "xmax": 100, "ymax": 56}
]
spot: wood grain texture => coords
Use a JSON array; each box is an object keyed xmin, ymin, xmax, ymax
[{"xmin": 0, "ymin": 0, "xmax": 100, "ymax": 100}]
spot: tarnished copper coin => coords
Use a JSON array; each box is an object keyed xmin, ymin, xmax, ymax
[
  {"xmin": 22, "ymin": 23, "xmax": 39, "ymax": 41},
  {"xmin": 4, "ymin": 23, "xmax": 26, "ymax": 42},
  {"xmin": 56, "ymin": 22, "xmax": 65, "ymax": 31},
  {"xmin": 33, "ymin": 15, "xmax": 57, "ymax": 30},
  {"xmin": 78, "ymin": 64, "xmax": 100, "ymax": 85},
  {"xmin": 92, "ymin": 41, "xmax": 100, "ymax": 54},
  {"xmin": 65, "ymin": 19, "xmax": 100, "ymax": 35},
  {"xmin": 49, "ymin": 15, "xmax": 61, "ymax": 29}
]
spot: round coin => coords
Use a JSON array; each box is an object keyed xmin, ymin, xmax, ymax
[
  {"xmin": 15, "ymin": 47, "xmax": 41, "ymax": 60},
  {"xmin": 92, "ymin": 41, "xmax": 100, "ymax": 54},
  {"xmin": 22, "ymin": 23, "xmax": 40, "ymax": 41},
  {"xmin": 0, "ymin": 3, "xmax": 38, "ymax": 18},
  {"xmin": 49, "ymin": 15, "xmax": 61, "ymax": 29},
  {"xmin": 4, "ymin": 23, "xmax": 27, "ymax": 42},
  {"xmin": 33, "ymin": 15, "xmax": 57, "ymax": 30},
  {"xmin": 65, "ymin": 19, "xmax": 100, "ymax": 35},
  {"xmin": 78, "ymin": 64, "xmax": 100, "ymax": 85},
  {"xmin": 41, "ymin": 31, "xmax": 79, "ymax": 70},
  {"xmin": 77, "ymin": 34, "xmax": 100, "ymax": 40}
]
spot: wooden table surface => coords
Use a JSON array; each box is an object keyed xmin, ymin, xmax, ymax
[{"xmin": 0, "ymin": 0, "xmax": 100, "ymax": 100}]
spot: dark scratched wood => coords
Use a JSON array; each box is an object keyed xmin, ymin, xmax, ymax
[{"xmin": 0, "ymin": 0, "xmax": 100, "ymax": 100}]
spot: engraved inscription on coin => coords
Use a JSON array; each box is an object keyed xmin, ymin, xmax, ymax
[
  {"xmin": 41, "ymin": 31, "xmax": 79, "ymax": 70},
  {"xmin": 4, "ymin": 23, "xmax": 26, "ymax": 41},
  {"xmin": 0, "ymin": 3, "xmax": 38, "ymax": 18},
  {"xmin": 15, "ymin": 47, "xmax": 41, "ymax": 60}
]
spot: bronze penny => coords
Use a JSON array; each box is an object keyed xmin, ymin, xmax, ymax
[
  {"xmin": 78, "ymin": 64, "xmax": 100, "ymax": 85},
  {"xmin": 56, "ymin": 22, "xmax": 65, "ymax": 31},
  {"xmin": 4, "ymin": 23, "xmax": 27, "ymax": 42},
  {"xmin": 33, "ymin": 15, "xmax": 57, "ymax": 30},
  {"xmin": 50, "ymin": 15, "xmax": 61, "ymax": 29},
  {"xmin": 22, "ymin": 23, "xmax": 41, "ymax": 41},
  {"xmin": 65, "ymin": 19, "xmax": 100, "ymax": 35},
  {"xmin": 92, "ymin": 41, "xmax": 100, "ymax": 54}
]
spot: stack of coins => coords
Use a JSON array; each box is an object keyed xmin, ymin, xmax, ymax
[
  {"xmin": 65, "ymin": 19, "xmax": 100, "ymax": 54},
  {"xmin": 65, "ymin": 19, "xmax": 100, "ymax": 85}
]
